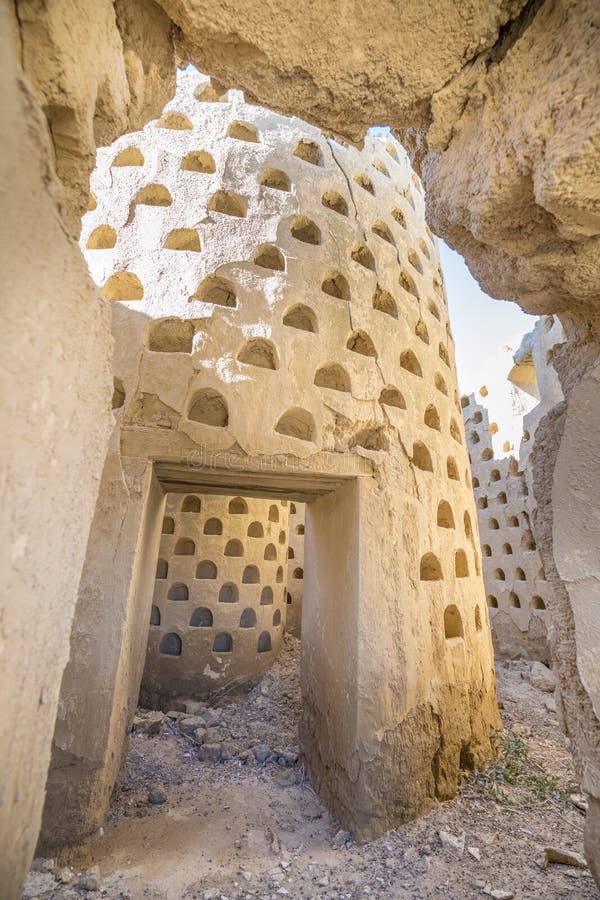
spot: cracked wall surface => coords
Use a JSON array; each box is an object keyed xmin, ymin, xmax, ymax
[
  {"xmin": 148, "ymin": 2, "xmax": 600, "ymax": 322},
  {"xmin": 15, "ymin": 0, "xmax": 176, "ymax": 233},
  {"xmin": 538, "ymin": 334, "xmax": 600, "ymax": 883},
  {"xmin": 39, "ymin": 437, "xmax": 165, "ymax": 854},
  {"xmin": 405, "ymin": 0, "xmax": 600, "ymax": 322},
  {"xmin": 82, "ymin": 70, "xmax": 462, "ymax": 465},
  {"xmin": 158, "ymin": 0, "xmax": 529, "ymax": 144},
  {"xmin": 3, "ymin": 3, "xmax": 175, "ymax": 881}
]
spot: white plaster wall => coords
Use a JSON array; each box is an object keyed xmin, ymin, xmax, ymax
[
  {"xmin": 82, "ymin": 69, "xmax": 460, "ymax": 465},
  {"xmin": 514, "ymin": 315, "xmax": 565, "ymax": 476},
  {"xmin": 80, "ymin": 66, "xmax": 493, "ymax": 713}
]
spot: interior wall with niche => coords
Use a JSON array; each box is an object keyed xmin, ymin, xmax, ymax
[
  {"xmin": 461, "ymin": 316, "xmax": 564, "ymax": 663},
  {"xmin": 141, "ymin": 493, "xmax": 289, "ymax": 707}
]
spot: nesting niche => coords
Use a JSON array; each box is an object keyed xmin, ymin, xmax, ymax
[{"xmin": 464, "ymin": 396, "xmax": 547, "ymax": 660}]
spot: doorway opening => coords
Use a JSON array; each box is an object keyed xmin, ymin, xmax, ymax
[{"xmin": 140, "ymin": 490, "xmax": 304, "ymax": 712}]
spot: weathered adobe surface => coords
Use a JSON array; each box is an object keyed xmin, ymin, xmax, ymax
[
  {"xmin": 531, "ymin": 336, "xmax": 600, "ymax": 884},
  {"xmin": 461, "ymin": 315, "xmax": 565, "ymax": 665},
  {"xmin": 19, "ymin": 0, "xmax": 600, "ymax": 324},
  {"xmin": 3, "ymin": 6, "xmax": 176, "ymax": 893},
  {"xmin": 405, "ymin": 0, "xmax": 600, "ymax": 323},
  {"xmin": 159, "ymin": 0, "xmax": 528, "ymax": 143},
  {"xmin": 15, "ymin": 0, "xmax": 176, "ymax": 233},
  {"xmin": 462, "ymin": 395, "xmax": 551, "ymax": 664},
  {"xmin": 7, "ymin": 0, "xmax": 599, "ymax": 890}
]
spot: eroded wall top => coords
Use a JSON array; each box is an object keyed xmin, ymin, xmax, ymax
[{"xmin": 158, "ymin": 0, "xmax": 528, "ymax": 142}]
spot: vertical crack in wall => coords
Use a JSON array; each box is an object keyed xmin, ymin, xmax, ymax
[
  {"xmin": 13, "ymin": 1, "xmax": 25, "ymax": 71},
  {"xmin": 325, "ymin": 136, "xmax": 399, "ymax": 457}
]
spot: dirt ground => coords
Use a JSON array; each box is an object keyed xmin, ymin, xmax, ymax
[{"xmin": 24, "ymin": 636, "xmax": 598, "ymax": 899}]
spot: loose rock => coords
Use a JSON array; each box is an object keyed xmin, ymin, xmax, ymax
[
  {"xmin": 221, "ymin": 742, "xmax": 236, "ymax": 761},
  {"xmin": 273, "ymin": 768, "xmax": 298, "ymax": 787},
  {"xmin": 483, "ymin": 887, "xmax": 514, "ymax": 900},
  {"xmin": 198, "ymin": 742, "xmax": 222, "ymax": 762},
  {"xmin": 78, "ymin": 865, "xmax": 101, "ymax": 892},
  {"xmin": 203, "ymin": 708, "xmax": 222, "ymax": 727},
  {"xmin": 543, "ymin": 847, "xmax": 587, "ymax": 869},
  {"xmin": 439, "ymin": 829, "xmax": 465, "ymax": 855},
  {"xmin": 332, "ymin": 829, "xmax": 352, "ymax": 848},
  {"xmin": 276, "ymin": 750, "xmax": 298, "ymax": 767},
  {"xmin": 179, "ymin": 715, "xmax": 207, "ymax": 735},
  {"xmin": 302, "ymin": 801, "xmax": 324, "ymax": 820},
  {"xmin": 55, "ymin": 866, "xmax": 75, "ymax": 884},
  {"xmin": 147, "ymin": 784, "xmax": 167, "ymax": 804},
  {"xmin": 185, "ymin": 700, "xmax": 207, "ymax": 715},
  {"xmin": 253, "ymin": 744, "xmax": 271, "ymax": 763},
  {"xmin": 193, "ymin": 727, "xmax": 207, "ymax": 744},
  {"xmin": 530, "ymin": 662, "xmax": 556, "ymax": 693},
  {"xmin": 570, "ymin": 793, "xmax": 588, "ymax": 812},
  {"xmin": 133, "ymin": 711, "xmax": 164, "ymax": 736}
]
